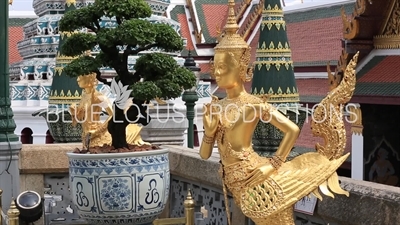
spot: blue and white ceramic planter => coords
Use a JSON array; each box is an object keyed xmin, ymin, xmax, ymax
[{"xmin": 67, "ymin": 149, "xmax": 170, "ymax": 225}]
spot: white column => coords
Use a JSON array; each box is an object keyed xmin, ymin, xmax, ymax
[
  {"xmin": 351, "ymin": 132, "xmax": 364, "ymax": 180},
  {"xmin": 349, "ymin": 103, "xmax": 364, "ymax": 180}
]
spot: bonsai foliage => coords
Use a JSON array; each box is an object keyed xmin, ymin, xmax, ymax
[{"xmin": 59, "ymin": 0, "xmax": 197, "ymax": 149}]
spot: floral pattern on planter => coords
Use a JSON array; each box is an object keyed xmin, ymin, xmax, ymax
[{"xmin": 100, "ymin": 177, "xmax": 133, "ymax": 212}]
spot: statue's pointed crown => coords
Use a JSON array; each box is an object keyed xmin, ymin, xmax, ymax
[{"xmin": 214, "ymin": 0, "xmax": 250, "ymax": 53}]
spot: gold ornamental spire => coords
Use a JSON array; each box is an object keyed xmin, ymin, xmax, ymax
[
  {"xmin": 66, "ymin": 0, "xmax": 76, "ymax": 7},
  {"xmin": 224, "ymin": 0, "xmax": 239, "ymax": 35},
  {"xmin": 214, "ymin": 0, "xmax": 251, "ymax": 63}
]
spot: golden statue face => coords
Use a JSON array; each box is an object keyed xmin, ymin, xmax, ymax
[
  {"xmin": 77, "ymin": 75, "xmax": 91, "ymax": 88},
  {"xmin": 213, "ymin": 52, "xmax": 241, "ymax": 89},
  {"xmin": 77, "ymin": 74, "xmax": 97, "ymax": 89}
]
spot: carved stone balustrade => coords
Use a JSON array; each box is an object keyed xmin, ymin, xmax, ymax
[
  {"xmin": 10, "ymin": 80, "xmax": 52, "ymax": 107},
  {"xmin": 22, "ymin": 14, "xmax": 62, "ymax": 38},
  {"xmin": 146, "ymin": 0, "xmax": 170, "ymax": 15},
  {"xmin": 11, "ymin": 58, "xmax": 55, "ymax": 81},
  {"xmin": 15, "ymin": 144, "xmax": 400, "ymax": 225},
  {"xmin": 32, "ymin": 0, "xmax": 94, "ymax": 17}
]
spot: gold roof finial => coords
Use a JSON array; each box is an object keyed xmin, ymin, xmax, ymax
[
  {"xmin": 214, "ymin": 0, "xmax": 251, "ymax": 62},
  {"xmin": 224, "ymin": 0, "xmax": 239, "ymax": 35}
]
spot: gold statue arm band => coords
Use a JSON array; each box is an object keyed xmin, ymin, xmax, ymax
[
  {"xmin": 269, "ymin": 155, "xmax": 284, "ymax": 170},
  {"xmin": 202, "ymin": 134, "xmax": 215, "ymax": 145},
  {"xmin": 260, "ymin": 104, "xmax": 272, "ymax": 122}
]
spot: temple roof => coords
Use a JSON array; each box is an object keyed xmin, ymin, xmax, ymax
[
  {"xmin": 170, "ymin": 0, "xmax": 355, "ymax": 98},
  {"xmin": 285, "ymin": 2, "xmax": 354, "ymax": 67},
  {"xmin": 331, "ymin": 0, "xmax": 400, "ymax": 104},
  {"xmin": 169, "ymin": 0, "xmax": 354, "ymax": 63},
  {"xmin": 353, "ymin": 55, "xmax": 400, "ymax": 100},
  {"xmin": 8, "ymin": 0, "xmax": 400, "ymax": 103},
  {"xmin": 9, "ymin": 18, "xmax": 33, "ymax": 65}
]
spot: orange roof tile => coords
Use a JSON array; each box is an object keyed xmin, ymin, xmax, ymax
[
  {"xmin": 9, "ymin": 27, "xmax": 23, "ymax": 64},
  {"xmin": 296, "ymin": 78, "xmax": 329, "ymax": 97},
  {"xmin": 199, "ymin": 63, "xmax": 210, "ymax": 74},
  {"xmin": 359, "ymin": 56, "xmax": 400, "ymax": 83},
  {"xmin": 202, "ymin": 4, "xmax": 229, "ymax": 38},
  {"xmin": 286, "ymin": 16, "xmax": 343, "ymax": 63},
  {"xmin": 247, "ymin": 16, "xmax": 342, "ymax": 65},
  {"xmin": 177, "ymin": 14, "xmax": 195, "ymax": 51}
]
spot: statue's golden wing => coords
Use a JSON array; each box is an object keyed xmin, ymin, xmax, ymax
[
  {"xmin": 273, "ymin": 152, "xmax": 349, "ymax": 205},
  {"xmin": 241, "ymin": 152, "xmax": 349, "ymax": 219},
  {"xmin": 311, "ymin": 52, "xmax": 358, "ymax": 160}
]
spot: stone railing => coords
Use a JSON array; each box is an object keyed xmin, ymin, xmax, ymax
[{"xmin": 15, "ymin": 144, "xmax": 400, "ymax": 225}]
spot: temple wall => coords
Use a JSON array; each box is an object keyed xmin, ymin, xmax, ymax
[{"xmin": 17, "ymin": 144, "xmax": 400, "ymax": 225}]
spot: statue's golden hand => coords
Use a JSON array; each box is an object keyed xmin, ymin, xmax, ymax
[
  {"xmin": 203, "ymin": 102, "xmax": 219, "ymax": 136},
  {"xmin": 88, "ymin": 129, "xmax": 99, "ymax": 138},
  {"xmin": 70, "ymin": 103, "xmax": 83, "ymax": 117},
  {"xmin": 90, "ymin": 123, "xmax": 107, "ymax": 138},
  {"xmin": 69, "ymin": 103, "xmax": 77, "ymax": 114},
  {"xmin": 71, "ymin": 119, "xmax": 77, "ymax": 127},
  {"xmin": 244, "ymin": 163, "xmax": 275, "ymax": 187}
]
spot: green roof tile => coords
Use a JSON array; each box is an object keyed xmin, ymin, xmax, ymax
[
  {"xmin": 299, "ymin": 95, "xmax": 324, "ymax": 103},
  {"xmin": 251, "ymin": 0, "xmax": 300, "ymax": 103},
  {"xmin": 170, "ymin": 5, "xmax": 185, "ymax": 16},
  {"xmin": 169, "ymin": 5, "xmax": 198, "ymax": 56},
  {"xmin": 355, "ymin": 83, "xmax": 400, "ymax": 96},
  {"xmin": 9, "ymin": 18, "xmax": 35, "ymax": 27}
]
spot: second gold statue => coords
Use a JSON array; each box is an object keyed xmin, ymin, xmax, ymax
[{"xmin": 200, "ymin": 0, "xmax": 358, "ymax": 224}]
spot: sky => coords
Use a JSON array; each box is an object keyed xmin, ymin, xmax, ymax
[
  {"xmin": 9, "ymin": 0, "xmax": 312, "ymax": 12},
  {"xmin": 9, "ymin": 0, "xmax": 34, "ymax": 11}
]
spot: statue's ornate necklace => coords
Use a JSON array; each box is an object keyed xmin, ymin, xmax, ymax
[{"xmin": 216, "ymin": 93, "xmax": 247, "ymax": 144}]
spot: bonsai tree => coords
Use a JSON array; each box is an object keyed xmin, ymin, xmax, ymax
[{"xmin": 59, "ymin": 0, "xmax": 197, "ymax": 149}]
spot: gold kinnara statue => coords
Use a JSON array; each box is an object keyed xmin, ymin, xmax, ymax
[
  {"xmin": 200, "ymin": 0, "xmax": 359, "ymax": 224},
  {"xmin": 69, "ymin": 73, "xmax": 148, "ymax": 148}
]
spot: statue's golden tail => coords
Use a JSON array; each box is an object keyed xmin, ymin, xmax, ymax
[{"xmin": 311, "ymin": 52, "xmax": 359, "ymax": 160}]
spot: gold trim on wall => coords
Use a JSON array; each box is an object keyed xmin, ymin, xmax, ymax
[
  {"xmin": 373, "ymin": 35, "xmax": 400, "ymax": 49},
  {"xmin": 374, "ymin": 0, "xmax": 400, "ymax": 49}
]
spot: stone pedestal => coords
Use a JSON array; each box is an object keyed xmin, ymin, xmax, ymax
[
  {"xmin": 0, "ymin": 142, "xmax": 22, "ymax": 213},
  {"xmin": 141, "ymin": 102, "xmax": 187, "ymax": 145}
]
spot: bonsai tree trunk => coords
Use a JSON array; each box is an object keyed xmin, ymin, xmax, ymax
[{"xmin": 107, "ymin": 99, "xmax": 151, "ymax": 149}]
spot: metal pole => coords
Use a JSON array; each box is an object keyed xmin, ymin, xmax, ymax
[
  {"xmin": 0, "ymin": 0, "xmax": 19, "ymax": 142},
  {"xmin": 152, "ymin": 189, "xmax": 196, "ymax": 225},
  {"xmin": 0, "ymin": 189, "xmax": 3, "ymax": 225},
  {"xmin": 7, "ymin": 200, "xmax": 19, "ymax": 225},
  {"xmin": 187, "ymin": 103, "xmax": 195, "ymax": 149},
  {"xmin": 184, "ymin": 190, "xmax": 195, "ymax": 225},
  {"xmin": 182, "ymin": 91, "xmax": 198, "ymax": 149},
  {"xmin": 182, "ymin": 52, "xmax": 200, "ymax": 149}
]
